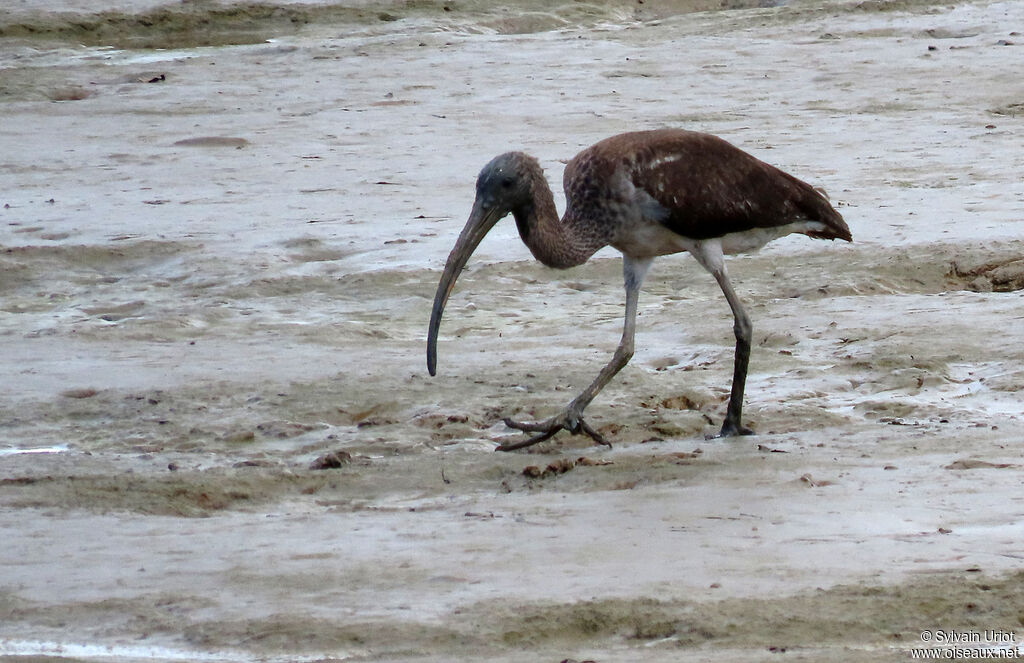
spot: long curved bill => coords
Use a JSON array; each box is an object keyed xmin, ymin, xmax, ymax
[{"xmin": 427, "ymin": 199, "xmax": 504, "ymax": 376}]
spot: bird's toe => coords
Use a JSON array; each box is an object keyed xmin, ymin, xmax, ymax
[
  {"xmin": 497, "ymin": 411, "xmax": 610, "ymax": 451},
  {"xmin": 502, "ymin": 416, "xmax": 550, "ymax": 433},
  {"xmin": 713, "ymin": 421, "xmax": 755, "ymax": 438}
]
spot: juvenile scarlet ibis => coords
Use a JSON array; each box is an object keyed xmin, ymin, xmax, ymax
[{"xmin": 427, "ymin": 129, "xmax": 851, "ymax": 451}]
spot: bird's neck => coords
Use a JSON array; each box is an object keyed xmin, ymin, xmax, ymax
[{"xmin": 511, "ymin": 166, "xmax": 605, "ymax": 269}]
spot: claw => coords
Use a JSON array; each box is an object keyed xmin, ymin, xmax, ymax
[
  {"xmin": 497, "ymin": 414, "xmax": 611, "ymax": 452},
  {"xmin": 578, "ymin": 419, "xmax": 612, "ymax": 447}
]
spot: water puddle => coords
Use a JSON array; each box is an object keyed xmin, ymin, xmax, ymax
[
  {"xmin": 0, "ymin": 445, "xmax": 68, "ymax": 457},
  {"xmin": 0, "ymin": 639, "xmax": 345, "ymax": 662}
]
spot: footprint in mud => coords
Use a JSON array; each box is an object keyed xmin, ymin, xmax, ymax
[
  {"xmin": 255, "ymin": 420, "xmax": 327, "ymax": 439},
  {"xmin": 81, "ymin": 300, "xmax": 146, "ymax": 321},
  {"xmin": 11, "ymin": 226, "xmax": 71, "ymax": 241},
  {"xmin": 172, "ymin": 136, "xmax": 250, "ymax": 148},
  {"xmin": 280, "ymin": 237, "xmax": 360, "ymax": 263},
  {"xmin": 944, "ymin": 458, "xmax": 1017, "ymax": 470}
]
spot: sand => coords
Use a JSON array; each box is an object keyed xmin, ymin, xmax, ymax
[{"xmin": 1, "ymin": 0, "xmax": 1023, "ymax": 660}]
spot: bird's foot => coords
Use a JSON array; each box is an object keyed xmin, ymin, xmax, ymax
[
  {"xmin": 708, "ymin": 420, "xmax": 755, "ymax": 439},
  {"xmin": 497, "ymin": 412, "xmax": 611, "ymax": 452}
]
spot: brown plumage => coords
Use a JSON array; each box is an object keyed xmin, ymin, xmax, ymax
[{"xmin": 428, "ymin": 129, "xmax": 851, "ymax": 450}]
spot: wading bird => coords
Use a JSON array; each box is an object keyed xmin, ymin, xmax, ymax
[{"xmin": 427, "ymin": 129, "xmax": 851, "ymax": 451}]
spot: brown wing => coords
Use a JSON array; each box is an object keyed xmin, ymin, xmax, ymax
[{"xmin": 586, "ymin": 129, "xmax": 850, "ymax": 242}]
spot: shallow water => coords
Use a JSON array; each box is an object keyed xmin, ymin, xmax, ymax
[
  {"xmin": 0, "ymin": 445, "xmax": 68, "ymax": 456},
  {"xmin": 0, "ymin": 639, "xmax": 291, "ymax": 662}
]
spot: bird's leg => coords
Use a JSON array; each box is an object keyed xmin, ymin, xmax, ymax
[
  {"xmin": 710, "ymin": 265, "xmax": 755, "ymax": 438},
  {"xmin": 498, "ymin": 257, "xmax": 652, "ymax": 452}
]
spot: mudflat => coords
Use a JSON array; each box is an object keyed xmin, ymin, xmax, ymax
[{"xmin": 1, "ymin": 0, "xmax": 1022, "ymax": 660}]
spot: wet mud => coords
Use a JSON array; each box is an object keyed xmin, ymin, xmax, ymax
[
  {"xmin": 2, "ymin": 0, "xmax": 1024, "ymax": 660},
  {"xmin": 2, "ymin": 0, "xmax": 784, "ymax": 49}
]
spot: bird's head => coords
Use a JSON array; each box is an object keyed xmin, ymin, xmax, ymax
[
  {"xmin": 473, "ymin": 151, "xmax": 536, "ymax": 215},
  {"xmin": 426, "ymin": 152, "xmax": 536, "ymax": 377}
]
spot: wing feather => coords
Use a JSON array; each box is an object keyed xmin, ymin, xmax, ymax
[{"xmin": 573, "ymin": 129, "xmax": 850, "ymax": 242}]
